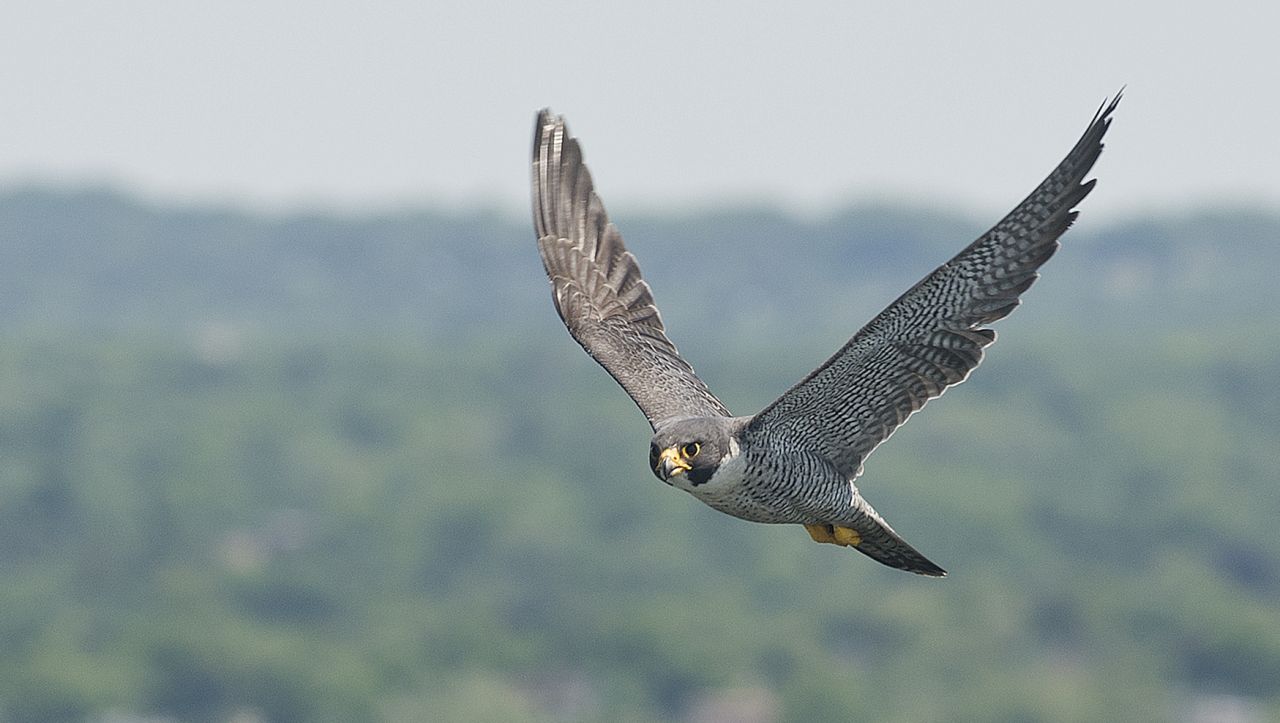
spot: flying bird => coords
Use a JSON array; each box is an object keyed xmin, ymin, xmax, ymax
[{"xmin": 532, "ymin": 95, "xmax": 1119, "ymax": 576}]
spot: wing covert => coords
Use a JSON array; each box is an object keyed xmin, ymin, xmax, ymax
[
  {"xmin": 532, "ymin": 110, "xmax": 730, "ymax": 427},
  {"xmin": 745, "ymin": 94, "xmax": 1121, "ymax": 478}
]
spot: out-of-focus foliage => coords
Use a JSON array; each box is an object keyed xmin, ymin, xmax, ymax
[{"xmin": 0, "ymin": 187, "xmax": 1277, "ymax": 721}]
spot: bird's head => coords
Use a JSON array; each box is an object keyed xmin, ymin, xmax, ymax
[{"xmin": 649, "ymin": 417, "xmax": 739, "ymax": 487}]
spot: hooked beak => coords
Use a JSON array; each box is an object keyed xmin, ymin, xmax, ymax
[{"xmin": 656, "ymin": 446, "xmax": 691, "ymax": 480}]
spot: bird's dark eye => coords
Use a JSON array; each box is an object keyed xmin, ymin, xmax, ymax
[{"xmin": 682, "ymin": 442, "xmax": 701, "ymax": 459}]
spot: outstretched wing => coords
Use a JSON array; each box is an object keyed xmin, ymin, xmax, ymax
[
  {"xmin": 532, "ymin": 110, "xmax": 730, "ymax": 428},
  {"xmin": 746, "ymin": 94, "xmax": 1120, "ymax": 478}
]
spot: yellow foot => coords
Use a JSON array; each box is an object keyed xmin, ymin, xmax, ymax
[
  {"xmin": 803, "ymin": 523, "xmax": 837, "ymax": 544},
  {"xmin": 832, "ymin": 526, "xmax": 862, "ymax": 547},
  {"xmin": 804, "ymin": 523, "xmax": 862, "ymax": 547}
]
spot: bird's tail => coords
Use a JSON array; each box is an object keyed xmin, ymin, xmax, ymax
[{"xmin": 811, "ymin": 493, "xmax": 947, "ymax": 577}]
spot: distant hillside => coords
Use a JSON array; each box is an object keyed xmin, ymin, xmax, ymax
[
  {"xmin": 2, "ymin": 186, "xmax": 1276, "ymax": 339},
  {"xmin": 2, "ymin": 185, "xmax": 1279, "ymax": 721}
]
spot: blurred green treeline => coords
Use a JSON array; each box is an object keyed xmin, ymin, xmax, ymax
[{"xmin": 0, "ymin": 187, "xmax": 1278, "ymax": 722}]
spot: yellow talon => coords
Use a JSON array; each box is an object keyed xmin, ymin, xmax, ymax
[
  {"xmin": 832, "ymin": 526, "xmax": 862, "ymax": 547},
  {"xmin": 805, "ymin": 524, "xmax": 862, "ymax": 547},
  {"xmin": 803, "ymin": 523, "xmax": 837, "ymax": 544}
]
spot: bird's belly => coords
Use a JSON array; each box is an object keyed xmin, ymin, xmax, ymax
[
  {"xmin": 678, "ymin": 450, "xmax": 798, "ymax": 523},
  {"xmin": 676, "ymin": 447, "xmax": 857, "ymax": 525}
]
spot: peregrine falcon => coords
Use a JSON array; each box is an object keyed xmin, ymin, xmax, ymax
[{"xmin": 532, "ymin": 95, "xmax": 1119, "ymax": 576}]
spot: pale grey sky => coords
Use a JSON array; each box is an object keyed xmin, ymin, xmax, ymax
[{"xmin": 2, "ymin": 1, "xmax": 1277, "ymax": 221}]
